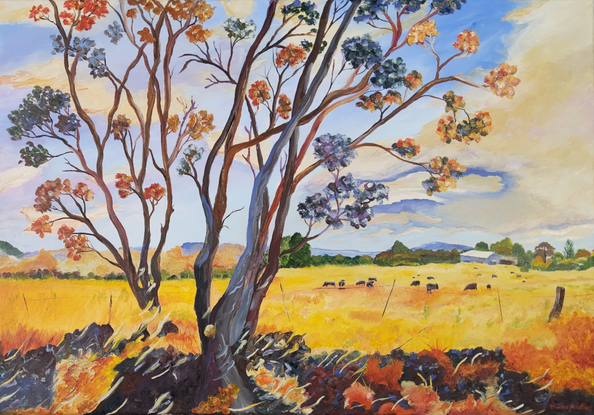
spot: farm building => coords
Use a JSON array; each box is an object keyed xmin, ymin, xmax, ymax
[
  {"xmin": 500, "ymin": 256, "xmax": 518, "ymax": 265},
  {"xmin": 460, "ymin": 250, "xmax": 502, "ymax": 265}
]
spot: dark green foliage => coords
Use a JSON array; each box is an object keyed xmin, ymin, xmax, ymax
[
  {"xmin": 310, "ymin": 254, "xmax": 373, "ymax": 266},
  {"xmin": 374, "ymin": 249, "xmax": 460, "ymax": 266},
  {"xmin": 374, "ymin": 251, "xmax": 420, "ymax": 266},
  {"xmin": 511, "ymin": 243, "xmax": 525, "ymax": 259},
  {"xmin": 213, "ymin": 268, "xmax": 234, "ymax": 279},
  {"xmin": 518, "ymin": 250, "xmax": 534, "ymax": 268},
  {"xmin": 490, "ymin": 237, "xmax": 513, "ymax": 255},
  {"xmin": 0, "ymin": 240, "xmax": 24, "ymax": 258},
  {"xmin": 104, "ymin": 272, "xmax": 125, "ymax": 280},
  {"xmin": 475, "ymin": 241, "xmax": 489, "ymax": 251},
  {"xmin": 280, "ymin": 233, "xmax": 312, "ymax": 268},
  {"xmin": 563, "ymin": 239, "xmax": 575, "ymax": 259},
  {"xmin": 19, "ymin": 142, "xmax": 53, "ymax": 167},
  {"xmin": 391, "ymin": 240, "xmax": 412, "ymax": 254},
  {"xmin": 180, "ymin": 270, "xmax": 194, "ymax": 279}
]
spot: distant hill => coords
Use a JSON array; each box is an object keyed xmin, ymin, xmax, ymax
[
  {"xmin": 412, "ymin": 242, "xmax": 473, "ymax": 252},
  {"xmin": 181, "ymin": 242, "xmax": 204, "ymax": 256},
  {"xmin": 310, "ymin": 248, "xmax": 381, "ymax": 257},
  {"xmin": 0, "ymin": 240, "xmax": 24, "ymax": 258}
]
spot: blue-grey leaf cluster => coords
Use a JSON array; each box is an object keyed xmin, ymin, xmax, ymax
[
  {"xmin": 371, "ymin": 58, "xmax": 406, "ymax": 89},
  {"xmin": 177, "ymin": 144, "xmax": 205, "ymax": 176},
  {"xmin": 104, "ymin": 21, "xmax": 124, "ymax": 44},
  {"xmin": 342, "ymin": 34, "xmax": 383, "ymax": 69},
  {"xmin": 297, "ymin": 193, "xmax": 331, "ymax": 222},
  {"xmin": 7, "ymin": 86, "xmax": 73, "ymax": 141},
  {"xmin": 49, "ymin": 35, "xmax": 108, "ymax": 78},
  {"xmin": 281, "ymin": 0, "xmax": 320, "ymax": 25},
  {"xmin": 313, "ymin": 133, "xmax": 357, "ymax": 172},
  {"xmin": 223, "ymin": 18, "xmax": 257, "ymax": 40},
  {"xmin": 431, "ymin": 0, "xmax": 466, "ymax": 15}
]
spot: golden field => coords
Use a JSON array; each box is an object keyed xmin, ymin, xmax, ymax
[{"xmin": 1, "ymin": 263, "xmax": 593, "ymax": 356}]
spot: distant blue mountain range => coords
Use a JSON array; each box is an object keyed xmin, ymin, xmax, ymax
[
  {"xmin": 310, "ymin": 248, "xmax": 381, "ymax": 257},
  {"xmin": 412, "ymin": 242, "xmax": 473, "ymax": 252},
  {"xmin": 181, "ymin": 242, "xmax": 204, "ymax": 256}
]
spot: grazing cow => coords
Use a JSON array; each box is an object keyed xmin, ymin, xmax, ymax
[
  {"xmin": 516, "ymin": 274, "xmax": 522, "ymax": 278},
  {"xmin": 356, "ymin": 280, "xmax": 366, "ymax": 286},
  {"xmin": 366, "ymin": 281, "xmax": 375, "ymax": 288},
  {"xmin": 368, "ymin": 277, "xmax": 378, "ymax": 282},
  {"xmin": 510, "ymin": 272, "xmax": 515, "ymax": 274},
  {"xmin": 486, "ymin": 284, "xmax": 491, "ymax": 289},
  {"xmin": 473, "ymin": 267, "xmax": 478, "ymax": 270},
  {"xmin": 410, "ymin": 280, "xmax": 421, "ymax": 286},
  {"xmin": 322, "ymin": 281, "xmax": 336, "ymax": 287},
  {"xmin": 426, "ymin": 283, "xmax": 439, "ymax": 293},
  {"xmin": 492, "ymin": 274, "xmax": 497, "ymax": 278},
  {"xmin": 427, "ymin": 276, "xmax": 435, "ymax": 280},
  {"xmin": 339, "ymin": 280, "xmax": 345, "ymax": 288},
  {"xmin": 522, "ymin": 280, "xmax": 525, "ymax": 283},
  {"xmin": 477, "ymin": 274, "xmax": 482, "ymax": 276},
  {"xmin": 464, "ymin": 283, "xmax": 478, "ymax": 291}
]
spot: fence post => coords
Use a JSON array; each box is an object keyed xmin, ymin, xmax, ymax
[
  {"xmin": 23, "ymin": 293, "xmax": 29, "ymax": 317},
  {"xmin": 548, "ymin": 286, "xmax": 565, "ymax": 322}
]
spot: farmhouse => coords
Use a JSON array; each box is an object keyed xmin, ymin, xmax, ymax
[{"xmin": 460, "ymin": 250, "xmax": 502, "ymax": 265}]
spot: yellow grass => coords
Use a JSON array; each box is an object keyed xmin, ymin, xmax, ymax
[{"xmin": 1, "ymin": 263, "xmax": 593, "ymax": 356}]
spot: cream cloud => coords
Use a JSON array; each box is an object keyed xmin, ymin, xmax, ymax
[{"xmin": 0, "ymin": 166, "xmax": 44, "ymax": 194}]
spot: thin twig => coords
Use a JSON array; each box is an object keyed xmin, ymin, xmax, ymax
[
  {"xmin": 280, "ymin": 283, "xmax": 290, "ymax": 322},
  {"xmin": 382, "ymin": 279, "xmax": 396, "ymax": 318}
]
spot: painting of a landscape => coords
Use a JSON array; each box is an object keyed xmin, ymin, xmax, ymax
[{"xmin": 0, "ymin": 0, "xmax": 593, "ymax": 414}]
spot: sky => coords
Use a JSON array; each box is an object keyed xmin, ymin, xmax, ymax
[{"xmin": 0, "ymin": 0, "xmax": 592, "ymax": 257}]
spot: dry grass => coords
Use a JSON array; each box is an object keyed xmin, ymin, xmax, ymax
[{"xmin": 1, "ymin": 263, "xmax": 593, "ymax": 357}]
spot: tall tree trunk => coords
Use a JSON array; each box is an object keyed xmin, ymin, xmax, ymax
[{"xmin": 193, "ymin": 1, "xmax": 361, "ymax": 410}]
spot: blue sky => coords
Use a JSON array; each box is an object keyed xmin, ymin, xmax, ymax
[{"xmin": 0, "ymin": 0, "xmax": 592, "ymax": 256}]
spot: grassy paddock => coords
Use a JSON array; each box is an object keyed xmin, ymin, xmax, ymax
[{"xmin": 1, "ymin": 263, "xmax": 593, "ymax": 355}]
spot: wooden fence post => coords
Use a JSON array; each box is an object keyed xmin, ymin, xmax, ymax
[{"xmin": 548, "ymin": 286, "xmax": 565, "ymax": 322}]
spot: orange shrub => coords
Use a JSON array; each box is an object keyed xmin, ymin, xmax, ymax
[
  {"xmin": 364, "ymin": 356, "xmax": 403, "ymax": 391},
  {"xmin": 503, "ymin": 311, "xmax": 594, "ymax": 394}
]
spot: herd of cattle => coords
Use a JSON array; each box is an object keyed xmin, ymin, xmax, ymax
[{"xmin": 321, "ymin": 271, "xmax": 524, "ymax": 292}]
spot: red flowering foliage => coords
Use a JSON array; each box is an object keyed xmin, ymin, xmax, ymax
[
  {"xmin": 275, "ymin": 44, "xmax": 307, "ymax": 68},
  {"xmin": 64, "ymin": 233, "xmax": 89, "ymax": 261},
  {"xmin": 60, "ymin": 1, "xmax": 109, "ymax": 31},
  {"xmin": 57, "ymin": 225, "xmax": 75, "ymax": 240},
  {"xmin": 436, "ymin": 111, "xmax": 493, "ymax": 144},
  {"xmin": 392, "ymin": 138, "xmax": 421, "ymax": 159},
  {"xmin": 357, "ymin": 90, "xmax": 402, "ymax": 112},
  {"xmin": 404, "ymin": 70, "xmax": 423, "ymax": 91},
  {"xmin": 192, "ymin": 384, "xmax": 240, "ymax": 415},
  {"xmin": 31, "ymin": 215, "xmax": 52, "ymax": 238},
  {"xmin": 484, "ymin": 63, "xmax": 521, "ymax": 99},
  {"xmin": 343, "ymin": 382, "xmax": 374, "ymax": 410},
  {"xmin": 57, "ymin": 225, "xmax": 88, "ymax": 261},
  {"xmin": 248, "ymin": 80, "xmax": 271, "ymax": 107},
  {"xmin": 72, "ymin": 182, "xmax": 94, "ymax": 201},
  {"xmin": 34, "ymin": 178, "xmax": 72, "ymax": 213},
  {"xmin": 29, "ymin": 4, "xmax": 50, "ymax": 22},
  {"xmin": 144, "ymin": 183, "xmax": 166, "ymax": 205},
  {"xmin": 138, "ymin": 27, "xmax": 156, "ymax": 43},
  {"xmin": 115, "ymin": 173, "xmax": 134, "ymax": 199},
  {"xmin": 364, "ymin": 357, "xmax": 403, "ymax": 391},
  {"xmin": 111, "ymin": 115, "xmax": 131, "ymax": 140},
  {"xmin": 277, "ymin": 94, "xmax": 292, "ymax": 119},
  {"xmin": 452, "ymin": 29, "xmax": 479, "ymax": 54}
]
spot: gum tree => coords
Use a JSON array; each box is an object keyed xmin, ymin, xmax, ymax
[
  {"xmin": 8, "ymin": 0, "xmax": 215, "ymax": 309},
  {"xmin": 178, "ymin": 0, "xmax": 521, "ymax": 407}
]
